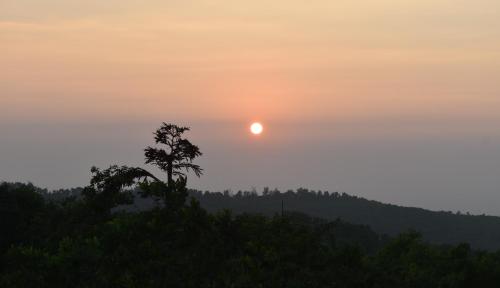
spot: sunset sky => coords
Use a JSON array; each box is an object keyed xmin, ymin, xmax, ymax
[{"xmin": 1, "ymin": 1, "xmax": 500, "ymax": 214}]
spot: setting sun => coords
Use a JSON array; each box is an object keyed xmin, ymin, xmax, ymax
[{"xmin": 250, "ymin": 122, "xmax": 264, "ymax": 135}]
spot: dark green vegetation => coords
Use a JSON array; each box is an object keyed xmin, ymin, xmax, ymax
[{"xmin": 2, "ymin": 123, "xmax": 500, "ymax": 287}]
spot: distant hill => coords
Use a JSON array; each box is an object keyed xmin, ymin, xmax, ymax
[{"xmin": 188, "ymin": 189, "xmax": 500, "ymax": 251}]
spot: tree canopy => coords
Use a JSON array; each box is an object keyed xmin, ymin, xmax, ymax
[{"xmin": 144, "ymin": 123, "xmax": 203, "ymax": 186}]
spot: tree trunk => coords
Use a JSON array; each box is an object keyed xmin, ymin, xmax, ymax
[{"xmin": 167, "ymin": 162, "xmax": 173, "ymax": 189}]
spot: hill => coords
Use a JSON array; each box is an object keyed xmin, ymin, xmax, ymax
[{"xmin": 189, "ymin": 188, "xmax": 500, "ymax": 250}]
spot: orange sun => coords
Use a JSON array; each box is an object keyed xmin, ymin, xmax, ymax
[{"xmin": 250, "ymin": 122, "xmax": 264, "ymax": 135}]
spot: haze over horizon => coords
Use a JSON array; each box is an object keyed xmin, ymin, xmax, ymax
[{"xmin": 1, "ymin": 1, "xmax": 500, "ymax": 215}]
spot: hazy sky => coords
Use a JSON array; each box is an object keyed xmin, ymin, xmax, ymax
[{"xmin": 1, "ymin": 1, "xmax": 500, "ymax": 215}]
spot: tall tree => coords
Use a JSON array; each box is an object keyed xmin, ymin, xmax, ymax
[
  {"xmin": 144, "ymin": 123, "xmax": 203, "ymax": 188},
  {"xmin": 81, "ymin": 123, "xmax": 203, "ymax": 212}
]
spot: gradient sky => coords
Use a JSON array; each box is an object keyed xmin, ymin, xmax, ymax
[{"xmin": 1, "ymin": 1, "xmax": 500, "ymax": 214}]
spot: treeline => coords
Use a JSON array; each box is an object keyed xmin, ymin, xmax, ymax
[
  {"xmin": 2, "ymin": 182, "xmax": 500, "ymax": 287},
  {"xmin": 187, "ymin": 188, "xmax": 500, "ymax": 250},
  {"xmin": 27, "ymin": 185, "xmax": 500, "ymax": 250}
]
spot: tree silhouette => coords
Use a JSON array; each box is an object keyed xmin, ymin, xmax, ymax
[
  {"xmin": 81, "ymin": 123, "xmax": 203, "ymax": 212},
  {"xmin": 144, "ymin": 123, "xmax": 203, "ymax": 188},
  {"xmin": 82, "ymin": 165, "xmax": 160, "ymax": 215}
]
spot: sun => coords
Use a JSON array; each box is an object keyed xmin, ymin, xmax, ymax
[{"xmin": 250, "ymin": 122, "xmax": 264, "ymax": 135}]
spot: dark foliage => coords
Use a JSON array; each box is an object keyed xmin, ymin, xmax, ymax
[
  {"xmin": 2, "ymin": 182, "xmax": 500, "ymax": 287},
  {"xmin": 82, "ymin": 165, "xmax": 160, "ymax": 217}
]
